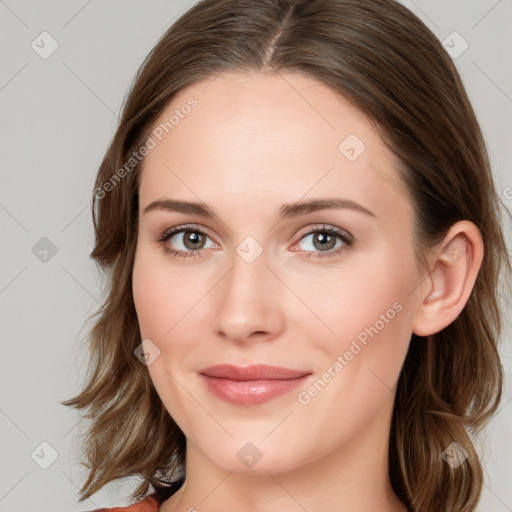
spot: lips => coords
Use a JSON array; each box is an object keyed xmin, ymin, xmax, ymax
[
  {"xmin": 199, "ymin": 364, "xmax": 310, "ymax": 380},
  {"xmin": 199, "ymin": 364, "xmax": 312, "ymax": 406}
]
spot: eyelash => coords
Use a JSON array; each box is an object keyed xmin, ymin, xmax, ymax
[{"xmin": 156, "ymin": 224, "xmax": 353, "ymax": 261}]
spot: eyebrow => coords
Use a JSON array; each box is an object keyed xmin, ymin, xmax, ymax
[{"xmin": 142, "ymin": 197, "xmax": 376, "ymax": 220}]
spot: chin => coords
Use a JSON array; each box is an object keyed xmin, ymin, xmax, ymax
[{"xmin": 193, "ymin": 434, "xmax": 313, "ymax": 476}]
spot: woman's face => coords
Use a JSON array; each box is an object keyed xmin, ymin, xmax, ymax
[{"xmin": 132, "ymin": 70, "xmax": 423, "ymax": 474}]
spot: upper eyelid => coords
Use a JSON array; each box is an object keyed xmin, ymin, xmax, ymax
[
  {"xmin": 295, "ymin": 224, "xmax": 352, "ymax": 240},
  {"xmin": 161, "ymin": 223, "xmax": 216, "ymax": 241}
]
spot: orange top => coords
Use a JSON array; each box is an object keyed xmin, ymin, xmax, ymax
[{"xmin": 91, "ymin": 493, "xmax": 160, "ymax": 511}]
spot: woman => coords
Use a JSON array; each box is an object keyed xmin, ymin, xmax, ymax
[{"xmin": 62, "ymin": 0, "xmax": 511, "ymax": 510}]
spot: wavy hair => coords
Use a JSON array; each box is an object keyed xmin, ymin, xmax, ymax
[{"xmin": 62, "ymin": 0, "xmax": 512, "ymax": 510}]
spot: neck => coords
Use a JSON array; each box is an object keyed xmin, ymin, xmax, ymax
[{"xmin": 160, "ymin": 396, "xmax": 408, "ymax": 512}]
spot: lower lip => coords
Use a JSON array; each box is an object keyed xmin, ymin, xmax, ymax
[{"xmin": 200, "ymin": 374, "xmax": 310, "ymax": 406}]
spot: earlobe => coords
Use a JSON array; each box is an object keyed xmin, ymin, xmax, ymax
[{"xmin": 412, "ymin": 222, "xmax": 483, "ymax": 337}]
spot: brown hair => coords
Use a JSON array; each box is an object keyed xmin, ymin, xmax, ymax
[{"xmin": 62, "ymin": 0, "xmax": 512, "ymax": 510}]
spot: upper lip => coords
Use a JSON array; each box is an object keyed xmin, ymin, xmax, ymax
[{"xmin": 199, "ymin": 364, "xmax": 311, "ymax": 381}]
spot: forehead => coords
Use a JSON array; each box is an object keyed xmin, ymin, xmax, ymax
[{"xmin": 139, "ymin": 70, "xmax": 411, "ymax": 225}]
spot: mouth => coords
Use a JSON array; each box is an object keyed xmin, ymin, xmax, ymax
[{"xmin": 199, "ymin": 364, "xmax": 312, "ymax": 406}]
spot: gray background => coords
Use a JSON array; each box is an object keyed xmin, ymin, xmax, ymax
[{"xmin": 0, "ymin": 1, "xmax": 511, "ymax": 511}]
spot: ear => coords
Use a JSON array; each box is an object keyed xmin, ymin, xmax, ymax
[{"xmin": 412, "ymin": 220, "xmax": 484, "ymax": 337}]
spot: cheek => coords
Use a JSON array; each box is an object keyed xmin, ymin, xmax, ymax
[
  {"xmin": 290, "ymin": 262, "xmax": 414, "ymax": 438},
  {"xmin": 132, "ymin": 242, "xmax": 181, "ymax": 327},
  {"xmin": 291, "ymin": 256, "xmax": 406, "ymax": 331},
  {"xmin": 297, "ymin": 250, "xmax": 415, "ymax": 374},
  {"xmin": 132, "ymin": 252, "xmax": 197, "ymax": 419},
  {"xmin": 132, "ymin": 246, "xmax": 177, "ymax": 339}
]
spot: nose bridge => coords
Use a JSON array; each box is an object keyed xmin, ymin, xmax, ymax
[{"xmin": 210, "ymin": 243, "xmax": 284, "ymax": 342}]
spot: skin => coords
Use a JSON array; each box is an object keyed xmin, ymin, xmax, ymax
[{"xmin": 131, "ymin": 70, "xmax": 484, "ymax": 512}]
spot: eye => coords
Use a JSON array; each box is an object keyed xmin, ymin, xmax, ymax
[
  {"xmin": 156, "ymin": 225, "xmax": 217, "ymax": 259},
  {"xmin": 292, "ymin": 224, "xmax": 353, "ymax": 259}
]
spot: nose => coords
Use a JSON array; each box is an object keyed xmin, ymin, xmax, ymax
[{"xmin": 209, "ymin": 248, "xmax": 285, "ymax": 345}]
